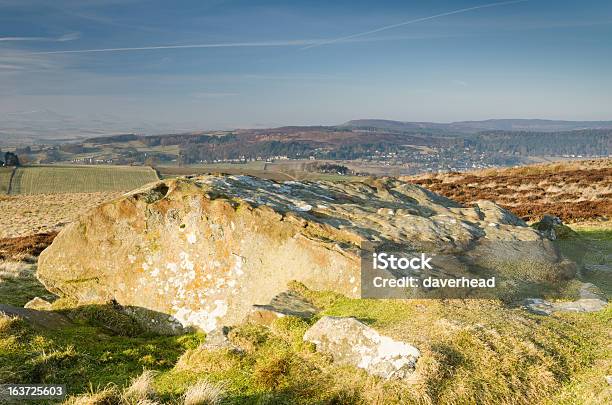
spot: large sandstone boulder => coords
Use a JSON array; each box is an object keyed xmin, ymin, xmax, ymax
[
  {"xmin": 38, "ymin": 175, "xmax": 572, "ymax": 333},
  {"xmin": 303, "ymin": 316, "xmax": 420, "ymax": 380}
]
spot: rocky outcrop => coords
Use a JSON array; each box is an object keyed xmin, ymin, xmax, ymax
[
  {"xmin": 37, "ymin": 175, "xmax": 573, "ymax": 334},
  {"xmin": 303, "ymin": 316, "xmax": 420, "ymax": 380}
]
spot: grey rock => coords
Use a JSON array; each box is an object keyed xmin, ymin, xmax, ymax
[
  {"xmin": 531, "ymin": 215, "xmax": 576, "ymax": 240},
  {"xmin": 0, "ymin": 304, "xmax": 71, "ymax": 329},
  {"xmin": 303, "ymin": 316, "xmax": 420, "ymax": 380},
  {"xmin": 524, "ymin": 284, "xmax": 607, "ymax": 315},
  {"xmin": 246, "ymin": 291, "xmax": 319, "ymax": 326}
]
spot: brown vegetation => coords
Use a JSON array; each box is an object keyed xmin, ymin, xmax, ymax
[
  {"xmin": 0, "ymin": 232, "xmax": 57, "ymax": 261},
  {"xmin": 405, "ymin": 159, "xmax": 612, "ymax": 222}
]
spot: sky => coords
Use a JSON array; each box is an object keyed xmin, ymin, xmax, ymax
[{"xmin": 0, "ymin": 0, "xmax": 611, "ymax": 133}]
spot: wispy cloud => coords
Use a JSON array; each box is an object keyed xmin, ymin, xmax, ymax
[
  {"xmin": 31, "ymin": 39, "xmax": 317, "ymax": 54},
  {"xmin": 301, "ymin": 0, "xmax": 529, "ymax": 49},
  {"xmin": 0, "ymin": 50, "xmax": 64, "ymax": 71},
  {"xmin": 27, "ymin": 33, "xmax": 463, "ymax": 56},
  {"xmin": 0, "ymin": 32, "xmax": 80, "ymax": 42},
  {"xmin": 452, "ymin": 80, "xmax": 469, "ymax": 87},
  {"xmin": 21, "ymin": 1, "xmax": 527, "ymax": 56}
]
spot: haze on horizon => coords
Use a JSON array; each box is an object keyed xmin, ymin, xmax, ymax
[{"xmin": 1, "ymin": 0, "xmax": 611, "ymax": 134}]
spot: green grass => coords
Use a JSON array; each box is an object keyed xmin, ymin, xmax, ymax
[
  {"xmin": 9, "ymin": 165, "xmax": 159, "ymax": 194},
  {"xmin": 0, "ymin": 262, "xmax": 56, "ymax": 307},
  {"xmin": 0, "ymin": 166, "xmax": 14, "ymax": 194},
  {"xmin": 0, "ymin": 226, "xmax": 609, "ymax": 404},
  {"xmin": 0, "ymin": 315, "xmax": 204, "ymax": 399},
  {"xmin": 556, "ymin": 227, "xmax": 612, "ymax": 297},
  {"xmin": 1, "ymin": 288, "xmax": 610, "ymax": 404}
]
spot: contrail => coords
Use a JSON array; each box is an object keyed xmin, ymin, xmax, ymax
[
  {"xmin": 0, "ymin": 33, "xmax": 79, "ymax": 42},
  {"xmin": 301, "ymin": 0, "xmax": 528, "ymax": 49},
  {"xmin": 31, "ymin": 39, "xmax": 320, "ymax": 55},
  {"xmin": 26, "ymin": 0, "xmax": 526, "ymax": 55}
]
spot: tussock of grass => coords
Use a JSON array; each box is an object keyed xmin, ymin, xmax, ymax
[
  {"xmin": 123, "ymin": 370, "xmax": 158, "ymax": 403},
  {"xmin": 0, "ymin": 313, "xmax": 24, "ymax": 334},
  {"xmin": 174, "ymin": 348, "xmax": 241, "ymax": 374},
  {"xmin": 63, "ymin": 384, "xmax": 120, "ymax": 405},
  {"xmin": 182, "ymin": 380, "xmax": 225, "ymax": 405},
  {"xmin": 226, "ymin": 324, "xmax": 270, "ymax": 353}
]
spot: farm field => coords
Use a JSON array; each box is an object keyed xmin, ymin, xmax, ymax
[
  {"xmin": 8, "ymin": 165, "xmax": 159, "ymax": 194},
  {"xmin": 0, "ymin": 167, "xmax": 14, "ymax": 194}
]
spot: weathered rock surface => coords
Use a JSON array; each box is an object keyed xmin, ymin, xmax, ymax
[
  {"xmin": 246, "ymin": 291, "xmax": 319, "ymax": 326},
  {"xmin": 0, "ymin": 304, "xmax": 71, "ymax": 329},
  {"xmin": 524, "ymin": 283, "xmax": 608, "ymax": 315},
  {"xmin": 303, "ymin": 316, "xmax": 420, "ymax": 380},
  {"xmin": 37, "ymin": 175, "xmax": 572, "ymax": 333}
]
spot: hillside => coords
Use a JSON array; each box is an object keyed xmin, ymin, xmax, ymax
[
  {"xmin": 8, "ymin": 120, "xmax": 611, "ymax": 174},
  {"xmin": 343, "ymin": 118, "xmax": 612, "ymax": 133},
  {"xmin": 406, "ymin": 159, "xmax": 612, "ymax": 222}
]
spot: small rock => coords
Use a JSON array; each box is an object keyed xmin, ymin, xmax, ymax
[
  {"xmin": 524, "ymin": 298, "xmax": 554, "ymax": 315},
  {"xmin": 246, "ymin": 291, "xmax": 319, "ymax": 326},
  {"xmin": 0, "ymin": 304, "xmax": 71, "ymax": 329},
  {"xmin": 531, "ymin": 215, "xmax": 576, "ymax": 240},
  {"xmin": 24, "ymin": 296, "xmax": 52, "ymax": 310},
  {"xmin": 606, "ymin": 375, "xmax": 612, "ymax": 386},
  {"xmin": 201, "ymin": 326, "xmax": 236, "ymax": 350},
  {"xmin": 524, "ymin": 284, "xmax": 608, "ymax": 316},
  {"xmin": 303, "ymin": 316, "xmax": 420, "ymax": 380}
]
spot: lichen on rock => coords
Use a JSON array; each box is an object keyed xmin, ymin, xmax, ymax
[
  {"xmin": 303, "ymin": 316, "xmax": 420, "ymax": 380},
  {"xmin": 37, "ymin": 175, "xmax": 573, "ymax": 334}
]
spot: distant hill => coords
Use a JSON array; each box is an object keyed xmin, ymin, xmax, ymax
[{"xmin": 342, "ymin": 119, "xmax": 612, "ymax": 133}]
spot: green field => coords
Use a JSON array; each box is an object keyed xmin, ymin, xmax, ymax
[
  {"xmin": 0, "ymin": 167, "xmax": 14, "ymax": 194},
  {"xmin": 8, "ymin": 165, "xmax": 159, "ymax": 194}
]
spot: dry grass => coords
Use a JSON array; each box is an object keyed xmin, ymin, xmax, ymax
[
  {"xmin": 63, "ymin": 384, "xmax": 121, "ymax": 405},
  {"xmin": 182, "ymin": 380, "xmax": 225, "ymax": 405},
  {"xmin": 0, "ymin": 314, "xmax": 20, "ymax": 334},
  {"xmin": 406, "ymin": 158, "xmax": 612, "ymax": 222},
  {"xmin": 0, "ymin": 192, "xmax": 121, "ymax": 238},
  {"xmin": 63, "ymin": 371, "xmax": 162, "ymax": 405},
  {"xmin": 123, "ymin": 370, "xmax": 158, "ymax": 403}
]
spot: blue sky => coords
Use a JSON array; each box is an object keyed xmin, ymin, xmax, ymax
[{"xmin": 1, "ymin": 0, "xmax": 611, "ymax": 131}]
